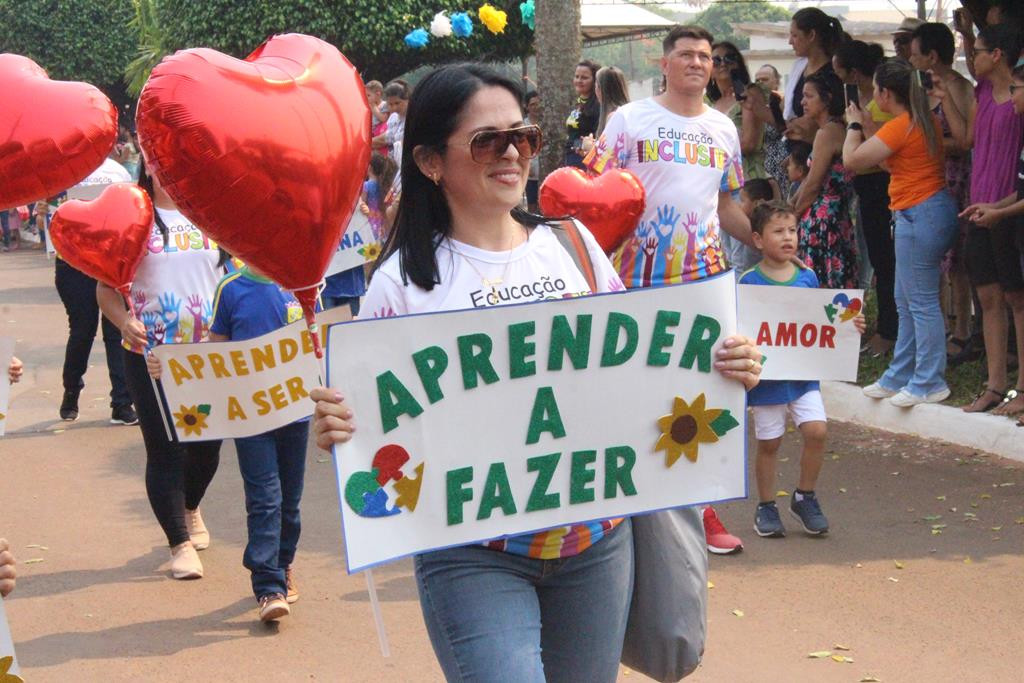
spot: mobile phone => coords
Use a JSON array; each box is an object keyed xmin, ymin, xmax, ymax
[
  {"xmin": 919, "ymin": 70, "xmax": 934, "ymax": 91},
  {"xmin": 730, "ymin": 69, "xmax": 748, "ymax": 101},
  {"xmin": 844, "ymin": 83, "xmax": 859, "ymax": 108}
]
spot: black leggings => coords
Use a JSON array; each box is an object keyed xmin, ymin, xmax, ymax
[
  {"xmin": 123, "ymin": 349, "xmax": 221, "ymax": 547},
  {"xmin": 853, "ymin": 172, "xmax": 897, "ymax": 341}
]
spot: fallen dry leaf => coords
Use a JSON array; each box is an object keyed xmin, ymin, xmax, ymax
[
  {"xmin": 980, "ymin": 494, "xmax": 991, "ymax": 499},
  {"xmin": 998, "ymin": 482, "xmax": 1016, "ymax": 487},
  {"xmin": 922, "ymin": 514, "xmax": 942, "ymax": 521},
  {"xmin": 893, "ymin": 560, "xmax": 904, "ymax": 569},
  {"xmin": 855, "ymin": 563, "xmax": 863, "ymax": 568},
  {"xmin": 24, "ymin": 558, "xmax": 44, "ymax": 564},
  {"xmin": 839, "ymin": 487, "xmax": 847, "ymax": 493},
  {"xmin": 807, "ymin": 651, "xmax": 832, "ymax": 659},
  {"xmin": 831, "ymin": 655, "xmax": 854, "ymax": 663},
  {"xmin": 931, "ymin": 524, "xmax": 947, "ymax": 529},
  {"xmin": 860, "ymin": 676, "xmax": 881, "ymax": 682},
  {"xmin": 991, "ymin": 526, "xmax": 1002, "ymax": 531},
  {"xmin": 1016, "ymin": 517, "xmax": 1024, "ymax": 525},
  {"xmin": 731, "ymin": 609, "xmax": 744, "ymax": 618},
  {"xmin": 887, "ymin": 576, "xmax": 899, "ymax": 583},
  {"xmin": 931, "ymin": 529, "xmax": 943, "ymax": 535},
  {"xmin": 936, "ymin": 495, "xmax": 946, "ymax": 501},
  {"xmin": 707, "ymin": 581, "xmax": 715, "ymax": 589},
  {"xmin": 834, "ymin": 644, "xmax": 851, "ymax": 651},
  {"xmin": 964, "ymin": 556, "xmax": 973, "ymax": 564},
  {"xmin": 776, "ymin": 490, "xmax": 789, "ymax": 497},
  {"xmin": 25, "ymin": 544, "xmax": 48, "ymax": 550}
]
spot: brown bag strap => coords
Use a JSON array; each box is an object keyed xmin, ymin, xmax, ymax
[{"xmin": 550, "ymin": 219, "xmax": 598, "ymax": 292}]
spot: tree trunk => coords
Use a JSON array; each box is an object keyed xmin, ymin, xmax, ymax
[{"xmin": 535, "ymin": 0, "xmax": 582, "ymax": 182}]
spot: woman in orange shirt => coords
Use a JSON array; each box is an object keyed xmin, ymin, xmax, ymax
[{"xmin": 843, "ymin": 59, "xmax": 958, "ymax": 407}]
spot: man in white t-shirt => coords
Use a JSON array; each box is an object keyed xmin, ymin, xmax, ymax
[{"xmin": 586, "ymin": 24, "xmax": 750, "ymax": 553}]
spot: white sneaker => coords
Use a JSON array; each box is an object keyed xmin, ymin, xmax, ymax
[
  {"xmin": 186, "ymin": 507, "xmax": 210, "ymax": 550},
  {"xmin": 863, "ymin": 382, "xmax": 898, "ymax": 399},
  {"xmin": 169, "ymin": 541, "xmax": 204, "ymax": 579},
  {"xmin": 890, "ymin": 387, "xmax": 950, "ymax": 408}
]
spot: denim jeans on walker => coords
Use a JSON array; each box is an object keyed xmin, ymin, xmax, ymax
[
  {"xmin": 234, "ymin": 419, "xmax": 308, "ymax": 598},
  {"xmin": 878, "ymin": 190, "xmax": 958, "ymax": 397},
  {"xmin": 414, "ymin": 518, "xmax": 633, "ymax": 683}
]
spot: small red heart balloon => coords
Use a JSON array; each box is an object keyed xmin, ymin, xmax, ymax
[
  {"xmin": 0, "ymin": 54, "xmax": 117, "ymax": 210},
  {"xmin": 49, "ymin": 183, "xmax": 154, "ymax": 295},
  {"xmin": 539, "ymin": 167, "xmax": 646, "ymax": 253},
  {"xmin": 136, "ymin": 34, "xmax": 371, "ymax": 304}
]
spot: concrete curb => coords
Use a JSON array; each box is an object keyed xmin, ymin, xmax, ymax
[{"xmin": 821, "ymin": 381, "xmax": 1022, "ymax": 463}]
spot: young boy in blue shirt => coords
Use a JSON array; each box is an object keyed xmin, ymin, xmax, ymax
[
  {"xmin": 209, "ymin": 265, "xmax": 310, "ymax": 622},
  {"xmin": 740, "ymin": 201, "xmax": 863, "ymax": 538}
]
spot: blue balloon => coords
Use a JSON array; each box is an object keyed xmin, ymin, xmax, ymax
[
  {"xmin": 451, "ymin": 12, "xmax": 474, "ymax": 38},
  {"xmin": 404, "ymin": 28, "xmax": 430, "ymax": 49}
]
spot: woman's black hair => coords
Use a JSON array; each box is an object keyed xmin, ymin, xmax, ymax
[
  {"xmin": 575, "ymin": 59, "xmax": 601, "ymax": 119},
  {"xmin": 834, "ymin": 40, "xmax": 886, "ymax": 79},
  {"xmin": 804, "ymin": 72, "xmax": 846, "ymax": 118},
  {"xmin": 911, "ymin": 23, "xmax": 956, "ymax": 66},
  {"xmin": 874, "ymin": 58, "xmax": 940, "ymax": 157},
  {"xmin": 792, "ymin": 8, "xmax": 846, "ymax": 57},
  {"xmin": 369, "ymin": 153, "xmax": 398, "ymax": 197},
  {"xmin": 383, "ymin": 79, "xmax": 411, "ymax": 100},
  {"xmin": 706, "ymin": 41, "xmax": 751, "ymax": 102},
  {"xmin": 379, "ymin": 64, "xmax": 552, "ymax": 291},
  {"xmin": 138, "ymin": 161, "xmax": 231, "ymax": 267}
]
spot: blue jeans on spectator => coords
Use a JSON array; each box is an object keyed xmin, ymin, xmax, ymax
[
  {"xmin": 234, "ymin": 419, "xmax": 308, "ymax": 598},
  {"xmin": 0, "ymin": 210, "xmax": 9, "ymax": 248},
  {"xmin": 878, "ymin": 190, "xmax": 958, "ymax": 397},
  {"xmin": 414, "ymin": 519, "xmax": 633, "ymax": 683}
]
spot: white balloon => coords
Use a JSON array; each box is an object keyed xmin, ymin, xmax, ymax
[{"xmin": 430, "ymin": 11, "xmax": 453, "ymax": 38}]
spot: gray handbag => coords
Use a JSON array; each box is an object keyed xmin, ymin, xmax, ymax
[{"xmin": 620, "ymin": 507, "xmax": 709, "ymax": 682}]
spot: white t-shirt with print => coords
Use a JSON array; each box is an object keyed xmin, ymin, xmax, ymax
[
  {"xmin": 128, "ymin": 208, "xmax": 223, "ymax": 351},
  {"xmin": 361, "ymin": 222, "xmax": 624, "ymax": 319},
  {"xmin": 585, "ymin": 98, "xmax": 744, "ymax": 288}
]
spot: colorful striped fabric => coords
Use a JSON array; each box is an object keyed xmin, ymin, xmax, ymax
[{"xmin": 486, "ymin": 519, "xmax": 622, "ymax": 559}]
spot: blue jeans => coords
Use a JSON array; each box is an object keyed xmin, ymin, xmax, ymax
[
  {"xmin": 1, "ymin": 209, "xmax": 9, "ymax": 247},
  {"xmin": 879, "ymin": 190, "xmax": 958, "ymax": 396},
  {"xmin": 414, "ymin": 519, "xmax": 633, "ymax": 683},
  {"xmin": 234, "ymin": 419, "xmax": 308, "ymax": 597}
]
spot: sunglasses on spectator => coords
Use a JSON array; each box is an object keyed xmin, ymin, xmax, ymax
[
  {"xmin": 466, "ymin": 125, "xmax": 543, "ymax": 163},
  {"xmin": 711, "ymin": 55, "xmax": 738, "ymax": 67},
  {"xmin": 893, "ymin": 35, "xmax": 912, "ymax": 46}
]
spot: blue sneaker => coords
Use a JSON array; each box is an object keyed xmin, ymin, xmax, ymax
[
  {"xmin": 790, "ymin": 492, "xmax": 829, "ymax": 535},
  {"xmin": 754, "ymin": 502, "xmax": 786, "ymax": 537}
]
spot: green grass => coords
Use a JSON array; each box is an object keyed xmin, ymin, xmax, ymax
[{"xmin": 854, "ymin": 287, "xmax": 1017, "ymax": 407}]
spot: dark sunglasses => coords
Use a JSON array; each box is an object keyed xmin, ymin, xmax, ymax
[
  {"xmin": 711, "ymin": 55, "xmax": 737, "ymax": 67},
  {"xmin": 893, "ymin": 35, "xmax": 912, "ymax": 46},
  {"xmin": 467, "ymin": 125, "xmax": 543, "ymax": 164}
]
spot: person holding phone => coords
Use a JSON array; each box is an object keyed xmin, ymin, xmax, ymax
[
  {"xmin": 845, "ymin": 59, "xmax": 958, "ymax": 407},
  {"xmin": 834, "ymin": 40, "xmax": 897, "ymax": 356},
  {"xmin": 708, "ymin": 41, "xmax": 773, "ymax": 272}
]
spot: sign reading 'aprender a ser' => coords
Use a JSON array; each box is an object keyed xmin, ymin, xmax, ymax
[{"xmin": 327, "ymin": 273, "xmax": 747, "ymax": 572}]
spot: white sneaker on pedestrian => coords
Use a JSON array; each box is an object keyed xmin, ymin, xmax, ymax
[
  {"xmin": 169, "ymin": 541, "xmax": 204, "ymax": 580},
  {"xmin": 890, "ymin": 387, "xmax": 950, "ymax": 408},
  {"xmin": 863, "ymin": 382, "xmax": 898, "ymax": 399},
  {"xmin": 186, "ymin": 507, "xmax": 210, "ymax": 550}
]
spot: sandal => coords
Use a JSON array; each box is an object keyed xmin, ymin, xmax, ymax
[
  {"xmin": 992, "ymin": 389, "xmax": 1024, "ymax": 416},
  {"xmin": 946, "ymin": 336, "xmax": 969, "ymax": 357},
  {"xmin": 962, "ymin": 388, "xmax": 1006, "ymax": 413}
]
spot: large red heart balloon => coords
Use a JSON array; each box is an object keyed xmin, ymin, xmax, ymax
[
  {"xmin": 49, "ymin": 183, "xmax": 154, "ymax": 296},
  {"xmin": 0, "ymin": 54, "xmax": 117, "ymax": 210},
  {"xmin": 539, "ymin": 167, "xmax": 646, "ymax": 253},
  {"xmin": 136, "ymin": 33, "xmax": 371, "ymax": 314}
]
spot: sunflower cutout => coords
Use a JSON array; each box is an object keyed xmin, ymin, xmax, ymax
[
  {"xmin": 0, "ymin": 656, "xmax": 24, "ymax": 683},
  {"xmin": 174, "ymin": 404, "xmax": 211, "ymax": 437},
  {"xmin": 655, "ymin": 394, "xmax": 739, "ymax": 467},
  {"xmin": 358, "ymin": 242, "xmax": 382, "ymax": 262}
]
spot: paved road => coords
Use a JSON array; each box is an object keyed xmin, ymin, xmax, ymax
[{"xmin": 2, "ymin": 249, "xmax": 1021, "ymax": 682}]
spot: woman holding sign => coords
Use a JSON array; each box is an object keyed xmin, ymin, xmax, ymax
[
  {"xmin": 97, "ymin": 164, "xmax": 226, "ymax": 580},
  {"xmin": 311, "ymin": 64, "xmax": 763, "ymax": 683}
]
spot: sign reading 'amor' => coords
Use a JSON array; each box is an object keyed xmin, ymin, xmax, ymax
[{"xmin": 327, "ymin": 274, "xmax": 747, "ymax": 572}]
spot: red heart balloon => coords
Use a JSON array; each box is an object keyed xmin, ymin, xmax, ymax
[
  {"xmin": 49, "ymin": 183, "xmax": 154, "ymax": 296},
  {"xmin": 0, "ymin": 54, "xmax": 117, "ymax": 210},
  {"xmin": 136, "ymin": 34, "xmax": 371, "ymax": 307},
  {"xmin": 539, "ymin": 167, "xmax": 646, "ymax": 253}
]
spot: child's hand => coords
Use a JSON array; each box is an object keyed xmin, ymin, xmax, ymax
[
  {"xmin": 145, "ymin": 351, "xmax": 162, "ymax": 380},
  {"xmin": 714, "ymin": 335, "xmax": 763, "ymax": 391},
  {"xmin": 854, "ymin": 313, "xmax": 866, "ymax": 335},
  {"xmin": 359, "ymin": 200, "xmax": 370, "ymax": 216},
  {"xmin": 0, "ymin": 537, "xmax": 16, "ymax": 597},
  {"xmin": 7, "ymin": 356, "xmax": 22, "ymax": 384},
  {"xmin": 311, "ymin": 386, "xmax": 356, "ymax": 451}
]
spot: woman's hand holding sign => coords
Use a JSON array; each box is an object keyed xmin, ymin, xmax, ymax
[
  {"xmin": 311, "ymin": 387, "xmax": 356, "ymax": 451},
  {"xmin": 714, "ymin": 335, "xmax": 763, "ymax": 390}
]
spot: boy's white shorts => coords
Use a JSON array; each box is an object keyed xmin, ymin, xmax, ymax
[{"xmin": 750, "ymin": 390, "xmax": 826, "ymax": 440}]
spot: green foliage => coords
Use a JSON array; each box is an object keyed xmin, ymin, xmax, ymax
[
  {"xmin": 0, "ymin": 0, "xmax": 136, "ymax": 105},
  {"xmin": 156, "ymin": 0, "xmax": 536, "ymax": 82},
  {"xmin": 583, "ymin": 37, "xmax": 664, "ymax": 84},
  {"xmin": 125, "ymin": 0, "xmax": 169, "ymax": 98},
  {"xmin": 693, "ymin": 0, "xmax": 791, "ymax": 50}
]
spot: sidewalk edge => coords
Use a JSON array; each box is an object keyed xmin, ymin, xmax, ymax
[{"xmin": 821, "ymin": 381, "xmax": 1022, "ymax": 463}]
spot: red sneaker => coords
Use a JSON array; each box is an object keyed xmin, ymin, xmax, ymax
[{"xmin": 703, "ymin": 506, "xmax": 743, "ymax": 555}]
